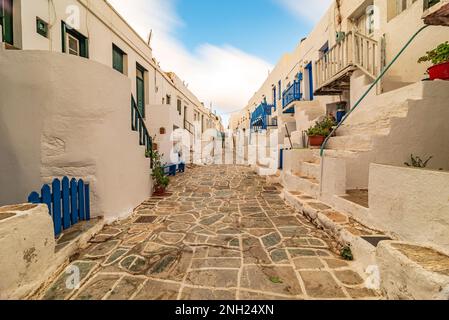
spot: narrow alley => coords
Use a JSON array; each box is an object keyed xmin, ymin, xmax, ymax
[{"xmin": 38, "ymin": 165, "xmax": 378, "ymax": 300}]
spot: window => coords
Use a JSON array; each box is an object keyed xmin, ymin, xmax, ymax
[
  {"xmin": 166, "ymin": 95, "xmax": 171, "ymax": 105},
  {"xmin": 396, "ymin": 0, "xmax": 418, "ymax": 15},
  {"xmin": 36, "ymin": 17, "xmax": 48, "ymax": 38},
  {"xmin": 1, "ymin": 0, "xmax": 14, "ymax": 45},
  {"xmin": 61, "ymin": 22, "xmax": 88, "ymax": 58},
  {"xmin": 67, "ymin": 34, "xmax": 80, "ymax": 56},
  {"xmin": 112, "ymin": 44, "xmax": 126, "ymax": 74},
  {"xmin": 272, "ymin": 86, "xmax": 276, "ymax": 110},
  {"xmin": 136, "ymin": 64, "xmax": 146, "ymax": 117},
  {"xmin": 319, "ymin": 42, "xmax": 329, "ymax": 62},
  {"xmin": 177, "ymin": 99, "xmax": 182, "ymax": 116},
  {"xmin": 425, "ymin": 0, "xmax": 441, "ymax": 10},
  {"xmin": 396, "ymin": 0, "xmax": 407, "ymax": 14}
]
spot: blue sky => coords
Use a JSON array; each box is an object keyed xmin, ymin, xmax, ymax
[
  {"xmin": 109, "ymin": 0, "xmax": 332, "ymax": 125},
  {"xmin": 176, "ymin": 0, "xmax": 313, "ymax": 64}
]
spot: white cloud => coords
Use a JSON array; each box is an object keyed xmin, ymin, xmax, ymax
[
  {"xmin": 276, "ymin": 0, "xmax": 332, "ymax": 23},
  {"xmin": 107, "ymin": 0, "xmax": 273, "ymax": 127}
]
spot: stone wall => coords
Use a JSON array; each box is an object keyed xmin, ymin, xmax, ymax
[{"xmin": 0, "ymin": 204, "xmax": 55, "ymax": 299}]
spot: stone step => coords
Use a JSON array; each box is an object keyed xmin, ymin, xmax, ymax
[
  {"xmin": 377, "ymin": 241, "xmax": 449, "ymax": 300},
  {"xmin": 337, "ymin": 124, "xmax": 391, "ymax": 137},
  {"xmin": 282, "ymin": 190, "xmax": 388, "ymax": 274},
  {"xmin": 332, "ymin": 193, "xmax": 370, "ymax": 225},
  {"xmin": 301, "ymin": 162, "xmax": 321, "ymax": 180},
  {"xmin": 281, "ymin": 172, "xmax": 319, "ymax": 198},
  {"xmin": 326, "ymin": 134, "xmax": 374, "ymax": 152},
  {"xmin": 311, "ymin": 149, "xmax": 365, "ymax": 160}
]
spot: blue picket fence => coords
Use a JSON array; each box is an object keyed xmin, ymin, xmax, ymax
[{"xmin": 28, "ymin": 177, "xmax": 90, "ymax": 237}]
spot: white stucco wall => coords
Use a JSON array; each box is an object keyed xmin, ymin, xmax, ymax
[
  {"xmin": 0, "ymin": 50, "xmax": 153, "ymax": 221},
  {"xmin": 8, "ymin": 0, "xmax": 222, "ymax": 147},
  {"xmin": 340, "ymin": 80, "xmax": 449, "ymax": 190},
  {"xmin": 368, "ymin": 163, "xmax": 449, "ymax": 251}
]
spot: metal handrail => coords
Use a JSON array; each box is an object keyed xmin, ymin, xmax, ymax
[
  {"xmin": 131, "ymin": 95, "xmax": 153, "ymax": 167},
  {"xmin": 184, "ymin": 119, "xmax": 194, "ymax": 134},
  {"xmin": 319, "ymin": 25, "xmax": 429, "ymax": 194}
]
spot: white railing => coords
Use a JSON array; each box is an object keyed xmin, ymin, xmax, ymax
[{"xmin": 315, "ymin": 32, "xmax": 379, "ymax": 91}]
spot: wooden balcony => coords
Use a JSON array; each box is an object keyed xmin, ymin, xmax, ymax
[
  {"xmin": 423, "ymin": 0, "xmax": 449, "ymax": 26},
  {"xmin": 315, "ymin": 32, "xmax": 379, "ymax": 96}
]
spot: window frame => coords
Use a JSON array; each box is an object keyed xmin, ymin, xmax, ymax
[
  {"xmin": 1, "ymin": 0, "xmax": 14, "ymax": 45},
  {"xmin": 61, "ymin": 21, "xmax": 89, "ymax": 58},
  {"xmin": 112, "ymin": 44, "xmax": 126, "ymax": 74},
  {"xmin": 177, "ymin": 99, "xmax": 182, "ymax": 116},
  {"xmin": 36, "ymin": 17, "xmax": 49, "ymax": 38}
]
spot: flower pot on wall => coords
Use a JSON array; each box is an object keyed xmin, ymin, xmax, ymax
[
  {"xmin": 308, "ymin": 135, "xmax": 326, "ymax": 147},
  {"xmin": 428, "ymin": 61, "xmax": 449, "ymax": 80}
]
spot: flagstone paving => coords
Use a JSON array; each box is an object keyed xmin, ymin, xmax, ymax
[{"xmin": 40, "ymin": 165, "xmax": 380, "ymax": 300}]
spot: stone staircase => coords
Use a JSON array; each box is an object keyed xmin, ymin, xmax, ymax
[{"xmin": 281, "ymin": 80, "xmax": 449, "ymax": 218}]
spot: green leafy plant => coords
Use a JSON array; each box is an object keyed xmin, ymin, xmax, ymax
[
  {"xmin": 306, "ymin": 116, "xmax": 337, "ymax": 137},
  {"xmin": 148, "ymin": 140, "xmax": 169, "ymax": 192},
  {"xmin": 269, "ymin": 276, "xmax": 283, "ymax": 284},
  {"xmin": 418, "ymin": 42, "xmax": 449, "ymax": 66},
  {"xmin": 340, "ymin": 246, "xmax": 354, "ymax": 261},
  {"xmin": 404, "ymin": 154, "xmax": 433, "ymax": 168}
]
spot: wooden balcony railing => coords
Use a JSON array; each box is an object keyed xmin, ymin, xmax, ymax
[{"xmin": 315, "ymin": 32, "xmax": 379, "ymax": 92}]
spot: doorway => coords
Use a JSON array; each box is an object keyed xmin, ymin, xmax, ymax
[{"xmin": 305, "ymin": 62, "xmax": 314, "ymax": 101}]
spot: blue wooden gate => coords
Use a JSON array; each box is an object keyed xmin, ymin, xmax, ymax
[{"xmin": 28, "ymin": 177, "xmax": 90, "ymax": 237}]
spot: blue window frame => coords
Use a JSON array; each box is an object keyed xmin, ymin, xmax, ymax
[
  {"xmin": 278, "ymin": 80, "xmax": 281, "ymax": 100},
  {"xmin": 272, "ymin": 86, "xmax": 276, "ymax": 110}
]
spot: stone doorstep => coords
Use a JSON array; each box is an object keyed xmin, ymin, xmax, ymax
[
  {"xmin": 282, "ymin": 190, "xmax": 390, "ymax": 270},
  {"xmin": 377, "ymin": 241, "xmax": 449, "ymax": 300},
  {"xmin": 26, "ymin": 217, "xmax": 105, "ymax": 300}
]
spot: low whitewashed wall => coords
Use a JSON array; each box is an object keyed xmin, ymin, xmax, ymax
[
  {"xmin": 342, "ymin": 81, "xmax": 449, "ymax": 190},
  {"xmin": 368, "ymin": 164, "xmax": 449, "ymax": 251},
  {"xmin": 0, "ymin": 50, "xmax": 152, "ymax": 221},
  {"xmin": 0, "ymin": 204, "xmax": 55, "ymax": 299}
]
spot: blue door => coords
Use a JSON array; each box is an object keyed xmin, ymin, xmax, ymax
[{"xmin": 306, "ymin": 62, "xmax": 314, "ymax": 100}]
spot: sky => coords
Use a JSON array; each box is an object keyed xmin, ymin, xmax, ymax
[{"xmin": 107, "ymin": 0, "xmax": 332, "ymax": 126}]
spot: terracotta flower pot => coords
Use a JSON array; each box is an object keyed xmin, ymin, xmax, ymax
[
  {"xmin": 428, "ymin": 61, "xmax": 449, "ymax": 80},
  {"xmin": 154, "ymin": 186, "xmax": 166, "ymax": 196},
  {"xmin": 308, "ymin": 135, "xmax": 326, "ymax": 147}
]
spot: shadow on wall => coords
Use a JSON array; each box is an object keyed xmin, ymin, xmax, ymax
[{"xmin": 0, "ymin": 50, "xmax": 153, "ymax": 221}]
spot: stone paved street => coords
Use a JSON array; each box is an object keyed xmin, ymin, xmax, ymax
[{"xmin": 40, "ymin": 165, "xmax": 379, "ymax": 300}]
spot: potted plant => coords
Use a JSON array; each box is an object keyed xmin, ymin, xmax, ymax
[
  {"xmin": 306, "ymin": 116, "xmax": 336, "ymax": 147},
  {"xmin": 149, "ymin": 149, "xmax": 170, "ymax": 195},
  {"xmin": 418, "ymin": 41, "xmax": 449, "ymax": 80},
  {"xmin": 307, "ymin": 126, "xmax": 329, "ymax": 147}
]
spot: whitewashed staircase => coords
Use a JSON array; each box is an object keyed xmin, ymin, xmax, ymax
[{"xmin": 281, "ymin": 80, "xmax": 449, "ymax": 215}]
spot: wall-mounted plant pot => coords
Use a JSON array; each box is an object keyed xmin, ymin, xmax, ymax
[
  {"xmin": 153, "ymin": 143, "xmax": 158, "ymax": 151},
  {"xmin": 160, "ymin": 127, "xmax": 166, "ymax": 135},
  {"xmin": 308, "ymin": 135, "xmax": 325, "ymax": 147},
  {"xmin": 428, "ymin": 61, "xmax": 449, "ymax": 80}
]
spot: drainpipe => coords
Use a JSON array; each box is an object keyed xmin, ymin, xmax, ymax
[{"xmin": 319, "ymin": 25, "xmax": 429, "ymax": 196}]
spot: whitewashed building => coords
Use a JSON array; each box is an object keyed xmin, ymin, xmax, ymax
[
  {"xmin": 0, "ymin": 0, "xmax": 222, "ymax": 220},
  {"xmin": 231, "ymin": 0, "xmax": 449, "ymax": 263}
]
